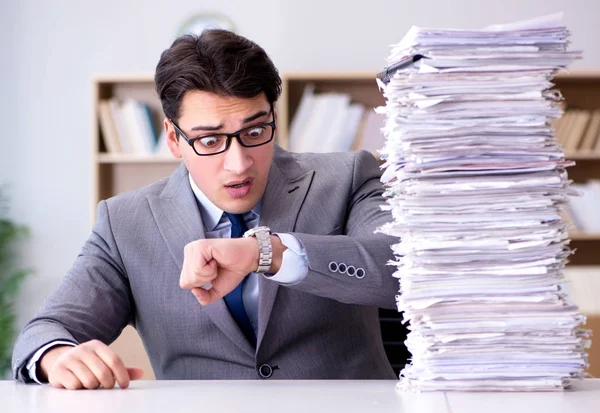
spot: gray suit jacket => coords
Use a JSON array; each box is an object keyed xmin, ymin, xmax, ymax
[{"xmin": 13, "ymin": 147, "xmax": 399, "ymax": 381}]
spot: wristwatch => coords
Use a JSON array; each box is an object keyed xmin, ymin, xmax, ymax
[{"xmin": 243, "ymin": 226, "xmax": 273, "ymax": 273}]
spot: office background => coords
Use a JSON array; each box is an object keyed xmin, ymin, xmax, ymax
[{"xmin": 1, "ymin": 0, "xmax": 599, "ymax": 375}]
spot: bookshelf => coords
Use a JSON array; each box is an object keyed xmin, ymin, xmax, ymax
[
  {"xmin": 278, "ymin": 72, "xmax": 386, "ymax": 151},
  {"xmin": 555, "ymin": 72, "xmax": 600, "ymax": 265},
  {"xmin": 92, "ymin": 71, "xmax": 600, "ymax": 379}
]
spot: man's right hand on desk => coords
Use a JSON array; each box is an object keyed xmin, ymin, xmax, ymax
[{"xmin": 39, "ymin": 340, "xmax": 144, "ymax": 390}]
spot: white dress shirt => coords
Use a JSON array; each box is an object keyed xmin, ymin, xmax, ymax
[
  {"xmin": 25, "ymin": 175, "xmax": 308, "ymax": 383},
  {"xmin": 188, "ymin": 174, "xmax": 309, "ymax": 334}
]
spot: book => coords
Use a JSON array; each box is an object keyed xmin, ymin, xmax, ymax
[
  {"xmin": 337, "ymin": 103, "xmax": 365, "ymax": 152},
  {"xmin": 121, "ymin": 99, "xmax": 153, "ymax": 154},
  {"xmin": 318, "ymin": 94, "xmax": 351, "ymax": 153},
  {"xmin": 108, "ymin": 98, "xmax": 133, "ymax": 154},
  {"xmin": 564, "ymin": 110, "xmax": 591, "ymax": 151},
  {"xmin": 136, "ymin": 102, "xmax": 159, "ymax": 153},
  {"xmin": 579, "ymin": 110, "xmax": 600, "ymax": 152},
  {"xmin": 288, "ymin": 84, "xmax": 315, "ymax": 153},
  {"xmin": 98, "ymin": 100, "xmax": 123, "ymax": 154},
  {"xmin": 556, "ymin": 109, "xmax": 576, "ymax": 146},
  {"xmin": 356, "ymin": 109, "xmax": 386, "ymax": 154},
  {"xmin": 296, "ymin": 93, "xmax": 349, "ymax": 153}
]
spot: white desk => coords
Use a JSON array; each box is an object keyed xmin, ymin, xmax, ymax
[{"xmin": 3, "ymin": 379, "xmax": 600, "ymax": 413}]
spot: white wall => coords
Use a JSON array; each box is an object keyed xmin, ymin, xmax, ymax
[{"xmin": 1, "ymin": 0, "xmax": 599, "ymax": 328}]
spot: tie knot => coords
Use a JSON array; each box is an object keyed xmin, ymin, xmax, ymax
[{"xmin": 224, "ymin": 212, "xmax": 248, "ymax": 238}]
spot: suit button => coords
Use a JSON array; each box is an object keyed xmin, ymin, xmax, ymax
[
  {"xmin": 356, "ymin": 268, "xmax": 365, "ymax": 279},
  {"xmin": 328, "ymin": 262, "xmax": 338, "ymax": 272},
  {"xmin": 338, "ymin": 263, "xmax": 347, "ymax": 274},
  {"xmin": 346, "ymin": 265, "xmax": 356, "ymax": 276},
  {"xmin": 258, "ymin": 364, "xmax": 273, "ymax": 378}
]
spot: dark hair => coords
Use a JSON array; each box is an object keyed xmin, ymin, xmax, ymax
[{"xmin": 155, "ymin": 29, "xmax": 282, "ymax": 121}]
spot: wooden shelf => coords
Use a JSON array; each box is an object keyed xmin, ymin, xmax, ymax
[
  {"xmin": 565, "ymin": 153, "xmax": 600, "ymax": 161},
  {"xmin": 570, "ymin": 232, "xmax": 600, "ymax": 241},
  {"xmin": 283, "ymin": 71, "xmax": 377, "ymax": 81},
  {"xmin": 96, "ymin": 153, "xmax": 181, "ymax": 164}
]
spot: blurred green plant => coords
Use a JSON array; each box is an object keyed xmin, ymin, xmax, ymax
[{"xmin": 0, "ymin": 190, "xmax": 33, "ymax": 375}]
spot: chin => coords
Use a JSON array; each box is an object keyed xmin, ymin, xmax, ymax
[{"xmin": 223, "ymin": 198, "xmax": 258, "ymax": 214}]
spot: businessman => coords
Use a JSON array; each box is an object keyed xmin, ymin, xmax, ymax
[{"xmin": 12, "ymin": 29, "xmax": 400, "ymax": 389}]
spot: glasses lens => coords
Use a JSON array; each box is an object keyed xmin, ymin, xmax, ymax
[
  {"xmin": 239, "ymin": 125, "xmax": 274, "ymax": 147},
  {"xmin": 193, "ymin": 135, "xmax": 228, "ymax": 155}
]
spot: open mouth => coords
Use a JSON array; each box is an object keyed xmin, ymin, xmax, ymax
[{"xmin": 225, "ymin": 179, "xmax": 252, "ymax": 189}]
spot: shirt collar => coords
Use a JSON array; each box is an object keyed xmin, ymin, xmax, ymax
[{"xmin": 188, "ymin": 173, "xmax": 261, "ymax": 231}]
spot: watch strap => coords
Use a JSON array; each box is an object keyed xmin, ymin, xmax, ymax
[{"xmin": 243, "ymin": 226, "xmax": 272, "ymax": 273}]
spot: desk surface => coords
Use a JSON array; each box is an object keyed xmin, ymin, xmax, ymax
[{"xmin": 3, "ymin": 379, "xmax": 600, "ymax": 413}]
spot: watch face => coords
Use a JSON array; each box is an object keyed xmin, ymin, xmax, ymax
[{"xmin": 178, "ymin": 13, "xmax": 235, "ymax": 36}]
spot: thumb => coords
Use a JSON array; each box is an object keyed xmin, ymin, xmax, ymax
[{"xmin": 127, "ymin": 367, "xmax": 145, "ymax": 380}]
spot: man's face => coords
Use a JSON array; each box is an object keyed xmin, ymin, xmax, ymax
[{"xmin": 165, "ymin": 91, "xmax": 276, "ymax": 214}]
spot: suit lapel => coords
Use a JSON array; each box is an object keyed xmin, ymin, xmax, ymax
[
  {"xmin": 147, "ymin": 163, "xmax": 205, "ymax": 273},
  {"xmin": 147, "ymin": 163, "xmax": 254, "ymax": 357},
  {"xmin": 256, "ymin": 147, "xmax": 315, "ymax": 349}
]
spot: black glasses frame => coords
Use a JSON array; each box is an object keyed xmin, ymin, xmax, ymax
[{"xmin": 169, "ymin": 103, "xmax": 276, "ymax": 157}]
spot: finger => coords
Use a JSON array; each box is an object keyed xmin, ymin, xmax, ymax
[
  {"xmin": 205, "ymin": 286, "xmax": 226, "ymax": 305},
  {"xmin": 180, "ymin": 242, "xmax": 201, "ymax": 289},
  {"xmin": 191, "ymin": 287, "xmax": 212, "ymax": 305},
  {"xmin": 66, "ymin": 360, "xmax": 100, "ymax": 389},
  {"xmin": 180, "ymin": 243, "xmax": 218, "ymax": 289},
  {"xmin": 205, "ymin": 270, "xmax": 245, "ymax": 304},
  {"xmin": 127, "ymin": 367, "xmax": 144, "ymax": 381},
  {"xmin": 50, "ymin": 366, "xmax": 83, "ymax": 390},
  {"xmin": 193, "ymin": 255, "xmax": 218, "ymax": 277},
  {"xmin": 47, "ymin": 365, "xmax": 66, "ymax": 389},
  {"xmin": 81, "ymin": 351, "xmax": 116, "ymax": 389},
  {"xmin": 181, "ymin": 260, "xmax": 217, "ymax": 290},
  {"xmin": 93, "ymin": 345, "xmax": 131, "ymax": 389},
  {"xmin": 195, "ymin": 283, "xmax": 229, "ymax": 306}
]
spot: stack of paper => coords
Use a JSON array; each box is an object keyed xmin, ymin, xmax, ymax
[{"xmin": 376, "ymin": 13, "xmax": 590, "ymax": 392}]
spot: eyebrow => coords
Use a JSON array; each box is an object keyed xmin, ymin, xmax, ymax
[{"xmin": 190, "ymin": 109, "xmax": 270, "ymax": 132}]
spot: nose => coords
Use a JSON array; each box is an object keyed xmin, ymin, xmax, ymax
[{"xmin": 223, "ymin": 138, "xmax": 253, "ymax": 175}]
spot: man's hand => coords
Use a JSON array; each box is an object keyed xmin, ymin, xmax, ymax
[
  {"xmin": 180, "ymin": 237, "xmax": 259, "ymax": 305},
  {"xmin": 39, "ymin": 340, "xmax": 144, "ymax": 390}
]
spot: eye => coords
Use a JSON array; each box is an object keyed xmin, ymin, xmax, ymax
[
  {"xmin": 243, "ymin": 126, "xmax": 265, "ymax": 139},
  {"xmin": 198, "ymin": 136, "xmax": 223, "ymax": 148}
]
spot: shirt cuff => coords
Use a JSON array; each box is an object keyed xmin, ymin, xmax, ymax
[
  {"xmin": 26, "ymin": 341, "xmax": 77, "ymax": 384},
  {"xmin": 267, "ymin": 233, "xmax": 308, "ymax": 285}
]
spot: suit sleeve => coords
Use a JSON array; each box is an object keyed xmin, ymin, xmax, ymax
[
  {"xmin": 288, "ymin": 151, "xmax": 399, "ymax": 309},
  {"xmin": 11, "ymin": 200, "xmax": 133, "ymax": 382}
]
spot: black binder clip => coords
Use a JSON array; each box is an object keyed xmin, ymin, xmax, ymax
[{"xmin": 376, "ymin": 54, "xmax": 426, "ymax": 86}]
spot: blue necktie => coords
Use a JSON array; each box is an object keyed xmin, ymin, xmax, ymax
[{"xmin": 223, "ymin": 212, "xmax": 257, "ymax": 346}]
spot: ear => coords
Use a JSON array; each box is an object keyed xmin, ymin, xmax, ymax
[{"xmin": 164, "ymin": 119, "xmax": 182, "ymax": 158}]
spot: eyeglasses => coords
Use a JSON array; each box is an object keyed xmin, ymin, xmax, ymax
[{"xmin": 169, "ymin": 104, "xmax": 276, "ymax": 157}]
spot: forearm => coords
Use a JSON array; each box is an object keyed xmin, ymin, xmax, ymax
[
  {"xmin": 13, "ymin": 200, "xmax": 133, "ymax": 382},
  {"xmin": 285, "ymin": 232, "xmax": 398, "ymax": 309}
]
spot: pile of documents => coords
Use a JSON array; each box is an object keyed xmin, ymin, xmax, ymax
[{"xmin": 376, "ymin": 14, "xmax": 590, "ymax": 391}]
